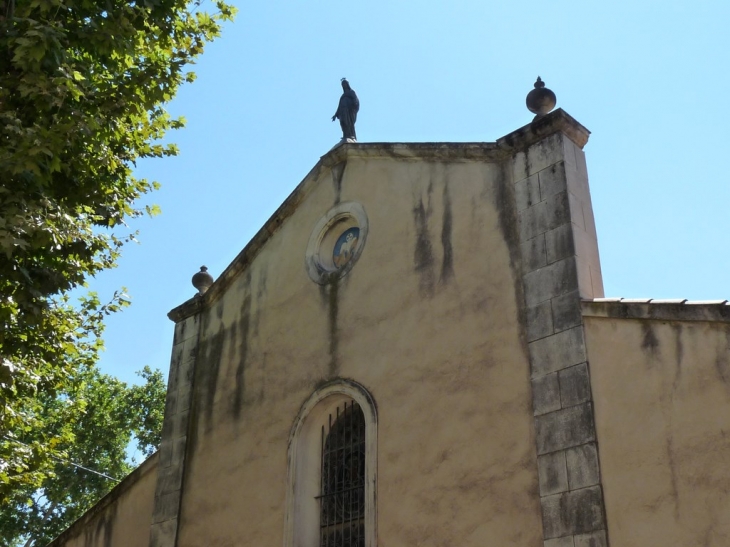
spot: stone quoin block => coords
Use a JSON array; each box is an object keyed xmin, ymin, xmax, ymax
[
  {"xmin": 571, "ymin": 227, "xmax": 599, "ymax": 271},
  {"xmin": 581, "ymin": 196, "xmax": 599, "ymax": 242},
  {"xmin": 567, "ymin": 192, "xmax": 585, "ymax": 231},
  {"xmin": 535, "ymin": 403, "xmax": 595, "ymax": 455},
  {"xmin": 172, "ymin": 435, "xmax": 187, "ymax": 463},
  {"xmin": 566, "ymin": 443, "xmax": 600, "ymax": 490},
  {"xmin": 538, "ymin": 450, "xmax": 569, "ymax": 495},
  {"xmin": 515, "ymin": 174, "xmax": 541, "ymax": 211},
  {"xmin": 575, "ymin": 256, "xmax": 595, "ymax": 299},
  {"xmin": 164, "ymin": 387, "xmax": 178, "ymax": 418},
  {"xmin": 574, "ymin": 530, "xmax": 607, "ymax": 547},
  {"xmin": 532, "ymin": 372, "xmax": 561, "ymax": 415},
  {"xmin": 541, "ymin": 486, "xmax": 605, "ymax": 539},
  {"xmin": 179, "ymin": 349, "xmax": 196, "ymax": 386},
  {"xmin": 518, "ymin": 191, "xmax": 571, "ymax": 242},
  {"xmin": 551, "ymin": 291, "xmax": 583, "ymax": 333},
  {"xmin": 526, "ymin": 133, "xmax": 565, "ymax": 175},
  {"xmin": 149, "ymin": 519, "xmax": 177, "ymax": 547},
  {"xmin": 177, "ymin": 382, "xmax": 193, "ymax": 411},
  {"xmin": 544, "ymin": 536, "xmax": 575, "ymax": 547},
  {"xmin": 166, "ymin": 343, "xmax": 184, "ymax": 392},
  {"xmin": 526, "ymin": 300, "xmax": 554, "ymax": 342},
  {"xmin": 559, "ymin": 364, "xmax": 592, "ymax": 408},
  {"xmin": 528, "ymin": 326, "xmax": 586, "ymax": 377},
  {"xmin": 589, "ymin": 264, "xmax": 604, "ymax": 298},
  {"xmin": 523, "ymin": 257, "xmax": 579, "ymax": 308},
  {"xmin": 156, "ymin": 462, "xmax": 185, "ymax": 494},
  {"xmin": 538, "ymin": 161, "xmax": 568, "ymax": 201},
  {"xmin": 521, "ymin": 235, "xmax": 548, "ymax": 274},
  {"xmin": 152, "ymin": 490, "xmax": 181, "ymax": 524},
  {"xmin": 161, "ymin": 409, "xmax": 176, "ymax": 440},
  {"xmin": 513, "ymin": 151, "xmax": 528, "ymax": 182},
  {"xmin": 173, "ymin": 410, "xmax": 189, "ymax": 439},
  {"xmin": 564, "ymin": 166, "xmax": 591, "ymax": 208},
  {"xmin": 545, "ymin": 223, "xmax": 576, "ymax": 265},
  {"xmin": 158, "ymin": 439, "xmax": 173, "ymax": 469},
  {"xmin": 173, "ymin": 320, "xmax": 187, "ymax": 344}
]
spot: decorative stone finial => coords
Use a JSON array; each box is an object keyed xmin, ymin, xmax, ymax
[
  {"xmin": 526, "ymin": 76, "xmax": 557, "ymax": 118},
  {"xmin": 192, "ymin": 266, "xmax": 214, "ymax": 295}
]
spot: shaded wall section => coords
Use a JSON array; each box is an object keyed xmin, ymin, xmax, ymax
[
  {"xmin": 585, "ymin": 314, "xmax": 730, "ymax": 546},
  {"xmin": 48, "ymin": 453, "xmax": 158, "ymax": 547}
]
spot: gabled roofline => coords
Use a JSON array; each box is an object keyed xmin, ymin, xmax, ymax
[
  {"xmin": 168, "ymin": 108, "xmax": 590, "ymax": 322},
  {"xmin": 582, "ymin": 298, "xmax": 730, "ymax": 323}
]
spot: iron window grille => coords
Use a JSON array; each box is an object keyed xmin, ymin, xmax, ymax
[{"xmin": 317, "ymin": 401, "xmax": 365, "ymax": 547}]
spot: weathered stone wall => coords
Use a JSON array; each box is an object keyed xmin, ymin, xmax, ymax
[
  {"xmin": 172, "ymin": 147, "xmax": 544, "ymax": 546},
  {"xmin": 508, "ymin": 126, "xmax": 609, "ymax": 547},
  {"xmin": 584, "ymin": 312, "xmax": 730, "ymax": 547},
  {"xmin": 48, "ymin": 453, "xmax": 158, "ymax": 547}
]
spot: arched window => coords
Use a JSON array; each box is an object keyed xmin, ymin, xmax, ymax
[{"xmin": 285, "ymin": 381, "xmax": 376, "ymax": 547}]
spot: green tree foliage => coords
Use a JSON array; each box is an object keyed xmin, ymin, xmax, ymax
[
  {"xmin": 0, "ymin": 0, "xmax": 234, "ymax": 494},
  {"xmin": 0, "ymin": 366, "xmax": 166, "ymax": 547}
]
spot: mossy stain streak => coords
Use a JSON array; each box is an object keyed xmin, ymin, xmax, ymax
[
  {"xmin": 328, "ymin": 278, "xmax": 340, "ymax": 377},
  {"xmin": 331, "ymin": 161, "xmax": 347, "ymax": 205},
  {"xmin": 232, "ymin": 291, "xmax": 252, "ymax": 420},
  {"xmin": 440, "ymin": 181, "xmax": 454, "ymax": 284},
  {"xmin": 413, "ymin": 196, "xmax": 435, "ymax": 297},
  {"xmin": 493, "ymin": 163, "xmax": 528, "ymax": 350},
  {"xmin": 198, "ymin": 319, "xmax": 225, "ymax": 435},
  {"xmin": 641, "ymin": 323, "xmax": 660, "ymax": 355}
]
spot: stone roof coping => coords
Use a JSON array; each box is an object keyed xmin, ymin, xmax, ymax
[
  {"xmin": 46, "ymin": 452, "xmax": 159, "ymax": 546},
  {"xmin": 582, "ymin": 298, "xmax": 730, "ymax": 323},
  {"xmin": 168, "ymin": 109, "xmax": 590, "ymax": 322}
]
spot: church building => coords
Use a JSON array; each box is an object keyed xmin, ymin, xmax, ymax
[{"xmin": 48, "ymin": 97, "xmax": 730, "ymax": 547}]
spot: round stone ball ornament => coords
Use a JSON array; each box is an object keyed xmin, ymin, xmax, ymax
[
  {"xmin": 526, "ymin": 76, "xmax": 557, "ymax": 117},
  {"xmin": 305, "ymin": 202, "xmax": 368, "ymax": 284}
]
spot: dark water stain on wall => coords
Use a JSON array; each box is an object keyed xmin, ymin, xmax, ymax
[
  {"xmin": 439, "ymin": 181, "xmax": 454, "ymax": 284},
  {"xmin": 493, "ymin": 163, "xmax": 528, "ymax": 349},
  {"xmin": 413, "ymin": 188, "xmax": 435, "ymax": 297},
  {"xmin": 327, "ymin": 278, "xmax": 340, "ymax": 377},
  {"xmin": 671, "ymin": 324, "xmax": 684, "ymax": 388},
  {"xmin": 331, "ymin": 161, "xmax": 347, "ymax": 205},
  {"xmin": 232, "ymin": 273, "xmax": 253, "ymax": 420},
  {"xmin": 666, "ymin": 436, "xmax": 681, "ymax": 519},
  {"xmin": 83, "ymin": 510, "xmax": 113, "ymax": 547},
  {"xmin": 257, "ymin": 352, "xmax": 268, "ymax": 403},
  {"xmin": 641, "ymin": 323, "xmax": 660, "ymax": 356},
  {"xmin": 715, "ymin": 331, "xmax": 730, "ymax": 388},
  {"xmin": 253, "ymin": 267, "xmax": 268, "ymax": 337},
  {"xmin": 198, "ymin": 323, "xmax": 225, "ymax": 435},
  {"xmin": 232, "ymin": 297, "xmax": 251, "ymax": 420}
]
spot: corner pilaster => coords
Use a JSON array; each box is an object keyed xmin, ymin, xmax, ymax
[
  {"xmin": 149, "ymin": 312, "xmax": 200, "ymax": 547},
  {"xmin": 506, "ymin": 116, "xmax": 608, "ymax": 547}
]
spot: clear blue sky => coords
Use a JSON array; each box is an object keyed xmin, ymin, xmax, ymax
[{"xmin": 91, "ymin": 0, "xmax": 730, "ymax": 385}]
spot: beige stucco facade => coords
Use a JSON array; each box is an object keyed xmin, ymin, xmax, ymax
[
  {"xmin": 584, "ymin": 303, "xmax": 730, "ymax": 547},
  {"xmin": 175, "ymin": 148, "xmax": 544, "ymax": 546},
  {"xmin": 48, "ymin": 110, "xmax": 729, "ymax": 547}
]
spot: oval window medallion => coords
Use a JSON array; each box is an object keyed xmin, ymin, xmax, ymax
[{"xmin": 305, "ymin": 202, "xmax": 368, "ymax": 284}]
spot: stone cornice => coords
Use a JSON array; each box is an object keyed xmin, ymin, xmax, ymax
[
  {"xmin": 581, "ymin": 299, "xmax": 730, "ymax": 323},
  {"xmin": 497, "ymin": 108, "xmax": 590, "ymax": 151}
]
